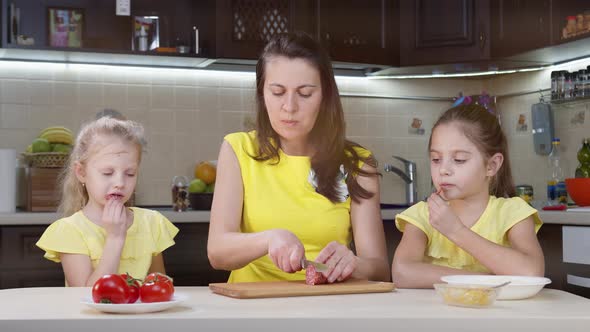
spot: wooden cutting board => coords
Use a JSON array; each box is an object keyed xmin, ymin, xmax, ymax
[{"xmin": 209, "ymin": 279, "xmax": 396, "ymax": 299}]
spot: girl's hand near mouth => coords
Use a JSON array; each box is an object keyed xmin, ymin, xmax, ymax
[{"xmin": 102, "ymin": 197, "xmax": 130, "ymax": 239}]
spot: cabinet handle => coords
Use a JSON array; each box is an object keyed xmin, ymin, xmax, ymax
[{"xmin": 479, "ymin": 31, "xmax": 486, "ymax": 51}]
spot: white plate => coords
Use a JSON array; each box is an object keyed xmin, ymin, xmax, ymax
[
  {"xmin": 440, "ymin": 275, "xmax": 551, "ymax": 300},
  {"xmin": 81, "ymin": 294, "xmax": 187, "ymax": 314}
]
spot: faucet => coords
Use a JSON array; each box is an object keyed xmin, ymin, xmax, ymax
[{"xmin": 384, "ymin": 156, "xmax": 418, "ymax": 206}]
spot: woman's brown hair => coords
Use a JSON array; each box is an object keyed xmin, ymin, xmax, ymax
[
  {"xmin": 429, "ymin": 104, "xmax": 516, "ymax": 197},
  {"xmin": 254, "ymin": 32, "xmax": 378, "ymax": 203}
]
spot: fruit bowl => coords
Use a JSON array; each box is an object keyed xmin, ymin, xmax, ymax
[
  {"xmin": 189, "ymin": 193, "xmax": 213, "ymax": 210},
  {"xmin": 565, "ymin": 178, "xmax": 590, "ymax": 206}
]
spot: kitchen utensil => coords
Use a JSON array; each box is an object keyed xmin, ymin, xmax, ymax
[
  {"xmin": 300, "ymin": 259, "xmax": 329, "ymax": 272},
  {"xmin": 209, "ymin": 279, "xmax": 395, "ymax": 299},
  {"xmin": 441, "ymin": 275, "xmax": 551, "ymax": 300}
]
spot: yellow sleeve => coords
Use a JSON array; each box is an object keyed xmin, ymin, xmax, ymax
[
  {"xmin": 151, "ymin": 211, "xmax": 179, "ymax": 255},
  {"xmin": 35, "ymin": 219, "xmax": 89, "ymax": 263},
  {"xmin": 499, "ymin": 197, "xmax": 543, "ymax": 234},
  {"xmin": 395, "ymin": 201, "xmax": 432, "ymax": 240}
]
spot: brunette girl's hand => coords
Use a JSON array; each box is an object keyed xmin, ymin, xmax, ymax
[
  {"xmin": 267, "ymin": 229, "xmax": 305, "ymax": 273},
  {"xmin": 102, "ymin": 198, "xmax": 129, "ymax": 239},
  {"xmin": 316, "ymin": 241, "xmax": 358, "ymax": 283},
  {"xmin": 427, "ymin": 191, "xmax": 465, "ymax": 238}
]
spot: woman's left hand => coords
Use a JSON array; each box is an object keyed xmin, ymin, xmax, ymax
[
  {"xmin": 427, "ymin": 192, "xmax": 466, "ymax": 238},
  {"xmin": 315, "ymin": 241, "xmax": 359, "ymax": 283}
]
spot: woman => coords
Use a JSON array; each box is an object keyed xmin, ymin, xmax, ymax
[{"xmin": 207, "ymin": 32, "xmax": 389, "ymax": 283}]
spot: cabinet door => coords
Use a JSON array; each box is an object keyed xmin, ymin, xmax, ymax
[
  {"xmin": 491, "ymin": 0, "xmax": 552, "ymax": 57},
  {"xmin": 164, "ymin": 223, "xmax": 229, "ymax": 286},
  {"xmin": 316, "ymin": 0, "xmax": 398, "ymax": 66},
  {"xmin": 0, "ymin": 226, "xmax": 64, "ymax": 289},
  {"xmin": 215, "ymin": 0, "xmax": 314, "ymax": 59},
  {"xmin": 400, "ymin": 0, "xmax": 490, "ymax": 66}
]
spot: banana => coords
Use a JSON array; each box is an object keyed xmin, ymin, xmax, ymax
[
  {"xmin": 37, "ymin": 126, "xmax": 75, "ymax": 145},
  {"xmin": 40, "ymin": 130, "xmax": 74, "ymax": 145},
  {"xmin": 39, "ymin": 126, "xmax": 73, "ymax": 137}
]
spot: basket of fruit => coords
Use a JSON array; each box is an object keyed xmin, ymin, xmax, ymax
[
  {"xmin": 188, "ymin": 161, "xmax": 216, "ymax": 210},
  {"xmin": 22, "ymin": 126, "xmax": 74, "ymax": 168}
]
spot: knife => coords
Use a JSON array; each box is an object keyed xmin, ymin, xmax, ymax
[{"xmin": 300, "ymin": 259, "xmax": 329, "ymax": 273}]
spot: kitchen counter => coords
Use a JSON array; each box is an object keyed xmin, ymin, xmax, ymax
[
  {"xmin": 0, "ymin": 287, "xmax": 589, "ymax": 332},
  {"xmin": 0, "ymin": 208, "xmax": 589, "ymax": 226}
]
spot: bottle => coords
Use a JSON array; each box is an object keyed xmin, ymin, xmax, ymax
[
  {"xmin": 547, "ymin": 138, "xmax": 568, "ymax": 205},
  {"xmin": 557, "ymin": 71, "xmax": 566, "ymax": 100},
  {"xmin": 551, "ymin": 71, "xmax": 558, "ymax": 101},
  {"xmin": 138, "ymin": 26, "xmax": 148, "ymax": 52},
  {"xmin": 575, "ymin": 138, "xmax": 590, "ymax": 178}
]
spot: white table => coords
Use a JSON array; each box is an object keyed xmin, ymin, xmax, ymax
[{"xmin": 1, "ymin": 287, "xmax": 589, "ymax": 332}]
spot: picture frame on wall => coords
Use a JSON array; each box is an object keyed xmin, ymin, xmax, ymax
[{"xmin": 47, "ymin": 7, "xmax": 84, "ymax": 48}]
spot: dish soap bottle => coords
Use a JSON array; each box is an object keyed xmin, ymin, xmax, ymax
[
  {"xmin": 575, "ymin": 138, "xmax": 590, "ymax": 178},
  {"xmin": 547, "ymin": 138, "xmax": 568, "ymax": 205}
]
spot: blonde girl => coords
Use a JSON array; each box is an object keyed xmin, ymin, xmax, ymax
[
  {"xmin": 37, "ymin": 117, "xmax": 179, "ymax": 286},
  {"xmin": 392, "ymin": 104, "xmax": 544, "ymax": 288}
]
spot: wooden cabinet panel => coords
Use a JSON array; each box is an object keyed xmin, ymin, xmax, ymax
[
  {"xmin": 316, "ymin": 0, "xmax": 398, "ymax": 66},
  {"xmin": 491, "ymin": 0, "xmax": 552, "ymax": 58},
  {"xmin": 400, "ymin": 0, "xmax": 490, "ymax": 66},
  {"xmin": 215, "ymin": 0, "xmax": 314, "ymax": 59}
]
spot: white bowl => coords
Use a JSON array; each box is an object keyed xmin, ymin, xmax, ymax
[{"xmin": 440, "ymin": 275, "xmax": 551, "ymax": 300}]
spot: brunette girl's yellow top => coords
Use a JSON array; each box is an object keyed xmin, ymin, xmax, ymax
[
  {"xmin": 36, "ymin": 207, "xmax": 179, "ymax": 280},
  {"xmin": 225, "ymin": 131, "xmax": 370, "ymax": 283},
  {"xmin": 395, "ymin": 196, "xmax": 542, "ymax": 273}
]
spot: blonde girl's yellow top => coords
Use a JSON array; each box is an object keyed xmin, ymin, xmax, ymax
[
  {"xmin": 395, "ymin": 196, "xmax": 542, "ymax": 273},
  {"xmin": 36, "ymin": 207, "xmax": 179, "ymax": 280},
  {"xmin": 225, "ymin": 131, "xmax": 370, "ymax": 283}
]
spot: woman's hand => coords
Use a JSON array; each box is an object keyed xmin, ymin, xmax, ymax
[
  {"xmin": 101, "ymin": 198, "xmax": 130, "ymax": 239},
  {"xmin": 267, "ymin": 229, "xmax": 305, "ymax": 273},
  {"xmin": 316, "ymin": 241, "xmax": 359, "ymax": 283},
  {"xmin": 427, "ymin": 191, "xmax": 466, "ymax": 238}
]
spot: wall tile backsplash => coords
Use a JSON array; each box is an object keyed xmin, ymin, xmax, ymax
[{"xmin": 4, "ymin": 58, "xmax": 588, "ymax": 208}]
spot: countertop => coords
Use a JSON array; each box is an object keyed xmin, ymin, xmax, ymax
[
  {"xmin": 0, "ymin": 207, "xmax": 589, "ymax": 226},
  {"xmin": 0, "ymin": 287, "xmax": 589, "ymax": 332}
]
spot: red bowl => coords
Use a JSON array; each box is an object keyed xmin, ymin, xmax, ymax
[{"xmin": 565, "ymin": 178, "xmax": 590, "ymax": 207}]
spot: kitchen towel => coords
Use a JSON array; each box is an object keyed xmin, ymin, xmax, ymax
[{"xmin": 0, "ymin": 149, "xmax": 17, "ymax": 213}]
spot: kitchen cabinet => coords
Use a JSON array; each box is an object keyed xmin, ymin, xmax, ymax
[
  {"xmin": 399, "ymin": 0, "xmax": 491, "ymax": 66},
  {"xmin": 214, "ymin": 0, "xmax": 314, "ymax": 60},
  {"xmin": 315, "ymin": 0, "xmax": 399, "ymax": 66},
  {"xmin": 2, "ymin": 0, "xmax": 214, "ymax": 57},
  {"xmin": 490, "ymin": 0, "xmax": 552, "ymax": 58},
  {"xmin": 0, "ymin": 222, "xmax": 229, "ymax": 289}
]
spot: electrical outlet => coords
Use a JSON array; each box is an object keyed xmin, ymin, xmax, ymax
[{"xmin": 116, "ymin": 0, "xmax": 130, "ymax": 16}]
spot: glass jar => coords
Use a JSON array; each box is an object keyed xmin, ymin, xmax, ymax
[
  {"xmin": 566, "ymin": 16, "xmax": 577, "ymax": 36},
  {"xmin": 171, "ymin": 175, "xmax": 189, "ymax": 211},
  {"xmin": 515, "ymin": 185, "xmax": 534, "ymax": 205}
]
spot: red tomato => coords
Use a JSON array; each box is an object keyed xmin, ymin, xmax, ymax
[
  {"xmin": 120, "ymin": 273, "xmax": 141, "ymax": 304},
  {"xmin": 140, "ymin": 273, "xmax": 175, "ymax": 303},
  {"xmin": 92, "ymin": 274, "xmax": 131, "ymax": 304}
]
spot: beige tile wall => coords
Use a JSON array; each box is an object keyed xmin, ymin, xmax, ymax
[
  {"xmin": 487, "ymin": 59, "xmax": 590, "ymax": 204},
  {"xmin": 6, "ymin": 58, "xmax": 585, "ymax": 207}
]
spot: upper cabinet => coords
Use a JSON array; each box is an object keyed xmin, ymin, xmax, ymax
[
  {"xmin": 214, "ymin": 0, "xmax": 314, "ymax": 60},
  {"xmin": 214, "ymin": 0, "xmax": 398, "ymax": 66},
  {"xmin": 491, "ymin": 0, "xmax": 552, "ymax": 58},
  {"xmin": 315, "ymin": 0, "xmax": 399, "ymax": 66},
  {"xmin": 399, "ymin": 0, "xmax": 490, "ymax": 66}
]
